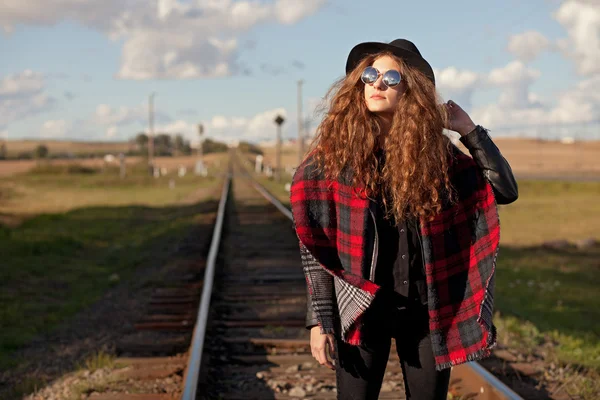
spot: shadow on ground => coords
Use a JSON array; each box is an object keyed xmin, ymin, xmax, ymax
[{"xmin": 0, "ymin": 195, "xmax": 220, "ymax": 399}]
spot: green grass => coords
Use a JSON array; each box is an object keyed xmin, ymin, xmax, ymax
[
  {"xmin": 0, "ymin": 163, "xmax": 222, "ymax": 372},
  {"xmin": 0, "ymin": 160, "xmax": 224, "ymax": 215},
  {"xmin": 0, "ymin": 200, "xmax": 218, "ymax": 371},
  {"xmin": 495, "ymin": 245, "xmax": 600, "ymax": 370},
  {"xmin": 498, "ymin": 180, "xmax": 600, "ymax": 246},
  {"xmin": 77, "ymin": 350, "xmax": 116, "ymax": 372},
  {"xmin": 70, "ymin": 380, "xmax": 111, "ymax": 400}
]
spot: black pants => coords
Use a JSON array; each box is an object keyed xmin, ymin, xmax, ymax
[{"xmin": 334, "ymin": 293, "xmax": 451, "ymax": 400}]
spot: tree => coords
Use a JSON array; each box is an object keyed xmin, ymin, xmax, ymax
[
  {"xmin": 238, "ymin": 141, "xmax": 263, "ymax": 155},
  {"xmin": 135, "ymin": 133, "xmax": 148, "ymax": 149},
  {"xmin": 203, "ymin": 138, "xmax": 228, "ymax": 154},
  {"xmin": 173, "ymin": 134, "xmax": 191, "ymax": 155},
  {"xmin": 35, "ymin": 144, "xmax": 49, "ymax": 159},
  {"xmin": 154, "ymin": 133, "xmax": 172, "ymax": 156}
]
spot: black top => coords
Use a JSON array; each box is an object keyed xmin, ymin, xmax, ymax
[{"xmin": 373, "ymin": 149, "xmax": 428, "ymax": 309}]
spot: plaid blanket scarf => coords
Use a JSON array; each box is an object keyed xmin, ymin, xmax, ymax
[{"xmin": 290, "ymin": 145, "xmax": 500, "ymax": 371}]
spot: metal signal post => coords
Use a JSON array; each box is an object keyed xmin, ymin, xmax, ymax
[
  {"xmin": 148, "ymin": 92, "xmax": 156, "ymax": 173},
  {"xmin": 274, "ymin": 115, "xmax": 285, "ymax": 182}
]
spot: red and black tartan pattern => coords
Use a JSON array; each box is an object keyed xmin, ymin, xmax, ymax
[{"xmin": 291, "ymin": 146, "xmax": 500, "ymax": 371}]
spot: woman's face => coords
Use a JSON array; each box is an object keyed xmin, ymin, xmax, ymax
[{"xmin": 363, "ymin": 55, "xmax": 407, "ymax": 116}]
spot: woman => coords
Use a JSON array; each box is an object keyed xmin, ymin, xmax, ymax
[{"xmin": 290, "ymin": 39, "xmax": 518, "ymax": 400}]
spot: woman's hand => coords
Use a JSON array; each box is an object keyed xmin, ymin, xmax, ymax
[
  {"xmin": 310, "ymin": 326, "xmax": 336, "ymax": 370},
  {"xmin": 443, "ymin": 99, "xmax": 476, "ymax": 137}
]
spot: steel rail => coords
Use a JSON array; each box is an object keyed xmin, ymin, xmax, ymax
[{"xmin": 181, "ymin": 171, "xmax": 232, "ymax": 400}]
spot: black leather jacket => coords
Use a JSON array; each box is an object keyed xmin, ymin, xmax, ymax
[{"xmin": 304, "ymin": 125, "xmax": 519, "ymax": 329}]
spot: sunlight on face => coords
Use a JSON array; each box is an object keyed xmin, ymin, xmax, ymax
[{"xmin": 363, "ymin": 55, "xmax": 407, "ymax": 116}]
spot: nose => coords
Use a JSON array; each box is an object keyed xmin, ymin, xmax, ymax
[{"xmin": 373, "ymin": 75, "xmax": 386, "ymax": 90}]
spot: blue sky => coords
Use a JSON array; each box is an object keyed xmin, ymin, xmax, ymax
[{"xmin": 0, "ymin": 0, "xmax": 598, "ymax": 144}]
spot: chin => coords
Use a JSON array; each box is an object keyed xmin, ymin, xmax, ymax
[{"xmin": 368, "ymin": 105, "xmax": 392, "ymax": 114}]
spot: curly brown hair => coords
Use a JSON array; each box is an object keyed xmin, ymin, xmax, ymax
[{"xmin": 307, "ymin": 51, "xmax": 458, "ymax": 224}]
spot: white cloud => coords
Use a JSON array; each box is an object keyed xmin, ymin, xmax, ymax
[
  {"xmin": 211, "ymin": 116, "xmax": 232, "ymax": 130},
  {"xmin": 0, "ymin": 69, "xmax": 45, "ymax": 97},
  {"xmin": 154, "ymin": 116, "xmax": 265, "ymax": 146},
  {"xmin": 115, "ymin": 31, "xmax": 239, "ymax": 80},
  {"xmin": 550, "ymin": 75, "xmax": 600, "ymax": 122},
  {"xmin": 487, "ymin": 61, "xmax": 541, "ymax": 108},
  {"xmin": 0, "ymin": 70, "xmax": 55, "ymax": 130},
  {"xmin": 487, "ymin": 61, "xmax": 541, "ymax": 85},
  {"xmin": 0, "ymin": 0, "xmax": 124, "ymax": 33},
  {"xmin": 274, "ymin": 0, "xmax": 326, "ymax": 24},
  {"xmin": 40, "ymin": 119, "xmax": 71, "ymax": 138},
  {"xmin": 92, "ymin": 103, "xmax": 170, "ymax": 127},
  {"xmin": 554, "ymin": 0, "xmax": 600, "ymax": 76},
  {"xmin": 155, "ymin": 119, "xmax": 199, "ymax": 144},
  {"xmin": 507, "ymin": 31, "xmax": 551, "ymax": 62},
  {"xmin": 473, "ymin": 0, "xmax": 600, "ymax": 138},
  {"xmin": 231, "ymin": 117, "xmax": 247, "ymax": 128},
  {"xmin": 208, "ymin": 115, "xmax": 248, "ymax": 130},
  {"xmin": 433, "ymin": 67, "xmax": 480, "ymax": 108},
  {"xmin": 470, "ymin": 61, "xmax": 546, "ymax": 132},
  {"xmin": 246, "ymin": 108, "xmax": 288, "ymax": 138},
  {"xmin": 472, "ymin": 75, "xmax": 599, "ymax": 137},
  {"xmin": 105, "ymin": 126, "xmax": 118, "ymax": 138},
  {"xmin": 154, "ymin": 118, "xmax": 243, "ymax": 146},
  {"xmin": 199, "ymin": 108, "xmax": 288, "ymax": 144},
  {"xmin": 30, "ymin": 102, "xmax": 174, "ymax": 141},
  {"xmin": 1, "ymin": 0, "xmax": 326, "ymax": 80},
  {"xmin": 113, "ymin": 0, "xmax": 326, "ymax": 79}
]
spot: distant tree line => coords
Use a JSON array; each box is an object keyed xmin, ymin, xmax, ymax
[
  {"xmin": 132, "ymin": 133, "xmax": 228, "ymax": 156},
  {"xmin": 2, "ymin": 144, "xmax": 52, "ymax": 160},
  {"xmin": 0, "ymin": 133, "xmax": 230, "ymax": 160},
  {"xmin": 237, "ymin": 141, "xmax": 263, "ymax": 155},
  {"xmin": 35, "ymin": 144, "xmax": 49, "ymax": 159},
  {"xmin": 133, "ymin": 133, "xmax": 191, "ymax": 156}
]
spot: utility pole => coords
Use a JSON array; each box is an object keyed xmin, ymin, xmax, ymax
[
  {"xmin": 195, "ymin": 123, "xmax": 206, "ymax": 176},
  {"xmin": 297, "ymin": 79, "xmax": 304, "ymax": 166},
  {"xmin": 148, "ymin": 92, "xmax": 156, "ymax": 173},
  {"xmin": 198, "ymin": 123, "xmax": 204, "ymax": 161},
  {"xmin": 274, "ymin": 115, "xmax": 285, "ymax": 182}
]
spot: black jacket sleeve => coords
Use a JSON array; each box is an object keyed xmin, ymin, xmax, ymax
[{"xmin": 459, "ymin": 126, "xmax": 519, "ymax": 205}]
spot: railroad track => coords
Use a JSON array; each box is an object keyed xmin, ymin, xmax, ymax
[
  {"xmin": 191, "ymin": 152, "xmax": 522, "ymax": 399},
  {"xmin": 85, "ymin": 150, "xmax": 523, "ymax": 399}
]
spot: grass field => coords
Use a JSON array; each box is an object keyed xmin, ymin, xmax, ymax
[
  {"xmin": 0, "ymin": 154, "xmax": 226, "ymax": 217},
  {"xmin": 494, "ymin": 245, "xmax": 599, "ymax": 367},
  {"xmin": 242, "ymin": 151, "xmax": 600, "ymax": 396},
  {"xmin": 2, "ymin": 139, "xmax": 132, "ymax": 158},
  {"xmin": 258, "ymin": 136, "xmax": 600, "ymax": 180},
  {"xmin": 0, "ymin": 153, "xmax": 225, "ymax": 178},
  {"xmin": 0, "ymin": 155, "xmax": 227, "ymax": 371}
]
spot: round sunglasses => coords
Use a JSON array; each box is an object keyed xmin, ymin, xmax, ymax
[{"xmin": 361, "ymin": 66, "xmax": 402, "ymax": 88}]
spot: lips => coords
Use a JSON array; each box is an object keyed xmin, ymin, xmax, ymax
[{"xmin": 370, "ymin": 95, "xmax": 385, "ymax": 100}]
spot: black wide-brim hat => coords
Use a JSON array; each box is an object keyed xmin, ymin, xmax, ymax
[{"xmin": 345, "ymin": 38, "xmax": 435, "ymax": 86}]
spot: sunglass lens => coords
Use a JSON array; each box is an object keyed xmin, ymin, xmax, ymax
[
  {"xmin": 361, "ymin": 66, "xmax": 378, "ymax": 84},
  {"xmin": 383, "ymin": 70, "xmax": 401, "ymax": 87}
]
